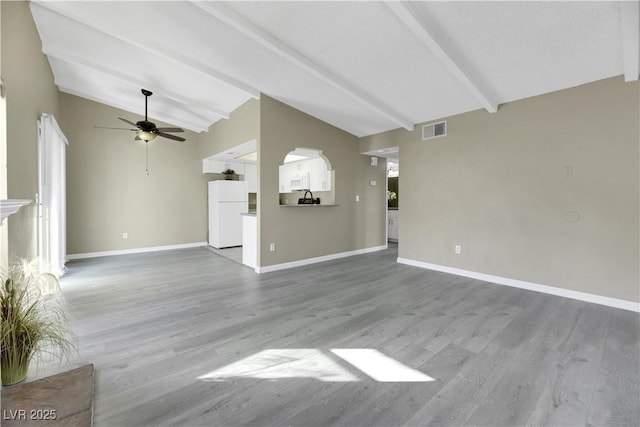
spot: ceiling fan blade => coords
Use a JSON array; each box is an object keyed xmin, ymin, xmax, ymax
[
  {"xmin": 155, "ymin": 127, "xmax": 184, "ymax": 133},
  {"xmin": 156, "ymin": 132, "xmax": 186, "ymax": 142},
  {"xmin": 118, "ymin": 117, "xmax": 138, "ymax": 127},
  {"xmin": 94, "ymin": 126, "xmax": 137, "ymax": 131}
]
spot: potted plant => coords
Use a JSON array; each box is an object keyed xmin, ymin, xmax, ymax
[
  {"xmin": 222, "ymin": 168, "xmax": 236, "ymax": 180},
  {"xmin": 0, "ymin": 259, "xmax": 74, "ymax": 386}
]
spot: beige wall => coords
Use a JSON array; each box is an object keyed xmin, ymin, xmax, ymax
[
  {"xmin": 60, "ymin": 94, "xmax": 208, "ymax": 255},
  {"xmin": 0, "ymin": 0, "xmax": 6, "ymax": 268},
  {"xmin": 259, "ymin": 95, "xmax": 386, "ymax": 267},
  {"xmin": 198, "ymin": 98, "xmax": 259, "ymax": 160},
  {"xmin": 361, "ymin": 76, "xmax": 639, "ymax": 303},
  {"xmin": 2, "ymin": 1, "xmax": 60, "ymax": 260},
  {"xmin": 200, "ymin": 94, "xmax": 387, "ymax": 268}
]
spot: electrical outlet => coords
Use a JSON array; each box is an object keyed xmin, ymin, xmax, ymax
[
  {"xmin": 122, "ymin": 232, "xmax": 128, "ymax": 239},
  {"xmin": 370, "ymin": 180, "xmax": 377, "ymax": 186},
  {"xmin": 455, "ymin": 245, "xmax": 461, "ymax": 254},
  {"xmin": 355, "ymin": 195, "xmax": 360, "ymax": 202},
  {"xmin": 269, "ymin": 243, "xmax": 276, "ymax": 252}
]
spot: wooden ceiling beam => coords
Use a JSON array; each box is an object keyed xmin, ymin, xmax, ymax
[
  {"xmin": 32, "ymin": 2, "xmax": 260, "ymax": 99},
  {"xmin": 193, "ymin": 1, "xmax": 415, "ymax": 131},
  {"xmin": 57, "ymin": 84, "xmax": 210, "ymax": 133},
  {"xmin": 387, "ymin": 2, "xmax": 499, "ymax": 113},
  {"xmin": 43, "ymin": 47, "xmax": 231, "ymax": 120}
]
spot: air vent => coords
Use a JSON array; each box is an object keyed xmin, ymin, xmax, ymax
[{"xmin": 422, "ymin": 121, "xmax": 447, "ymax": 140}]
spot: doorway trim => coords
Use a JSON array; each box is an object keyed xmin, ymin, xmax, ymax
[{"xmin": 37, "ymin": 113, "xmax": 68, "ymax": 276}]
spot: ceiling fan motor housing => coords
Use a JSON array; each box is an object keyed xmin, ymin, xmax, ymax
[
  {"xmin": 136, "ymin": 120, "xmax": 157, "ymax": 132},
  {"xmin": 101, "ymin": 88, "xmax": 186, "ymax": 141}
]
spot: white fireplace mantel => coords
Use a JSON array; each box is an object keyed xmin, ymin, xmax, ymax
[{"xmin": 0, "ymin": 199, "xmax": 32, "ymax": 225}]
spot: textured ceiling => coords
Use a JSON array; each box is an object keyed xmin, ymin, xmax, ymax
[{"xmin": 30, "ymin": 1, "xmax": 639, "ymax": 137}]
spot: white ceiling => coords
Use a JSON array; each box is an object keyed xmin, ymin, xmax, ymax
[
  {"xmin": 30, "ymin": 1, "xmax": 639, "ymax": 137},
  {"xmin": 206, "ymin": 139, "xmax": 257, "ymax": 163}
]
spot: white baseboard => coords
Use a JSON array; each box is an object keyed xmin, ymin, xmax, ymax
[
  {"xmin": 67, "ymin": 242, "xmax": 208, "ymax": 260},
  {"xmin": 397, "ymin": 257, "xmax": 640, "ymax": 313},
  {"xmin": 257, "ymin": 244, "xmax": 388, "ymax": 274}
]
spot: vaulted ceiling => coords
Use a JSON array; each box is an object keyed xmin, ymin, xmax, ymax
[{"xmin": 30, "ymin": 1, "xmax": 639, "ymax": 137}]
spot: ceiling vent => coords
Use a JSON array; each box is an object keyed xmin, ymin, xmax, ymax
[{"xmin": 422, "ymin": 121, "xmax": 447, "ymax": 140}]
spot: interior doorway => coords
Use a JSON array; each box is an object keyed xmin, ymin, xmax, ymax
[
  {"xmin": 362, "ymin": 146, "xmax": 399, "ymax": 244},
  {"xmin": 387, "ymin": 159, "xmax": 399, "ymax": 242},
  {"xmin": 37, "ymin": 113, "xmax": 68, "ymax": 277}
]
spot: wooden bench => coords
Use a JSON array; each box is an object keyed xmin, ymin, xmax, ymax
[{"xmin": 1, "ymin": 364, "xmax": 94, "ymax": 427}]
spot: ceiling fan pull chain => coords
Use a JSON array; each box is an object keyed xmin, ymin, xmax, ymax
[{"xmin": 145, "ymin": 141, "xmax": 150, "ymax": 175}]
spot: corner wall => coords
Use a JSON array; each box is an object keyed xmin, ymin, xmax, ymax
[
  {"xmin": 1, "ymin": 1, "xmax": 60, "ymax": 260},
  {"xmin": 259, "ymin": 95, "xmax": 386, "ymax": 268},
  {"xmin": 198, "ymin": 98, "xmax": 259, "ymax": 160},
  {"xmin": 361, "ymin": 76, "xmax": 639, "ymax": 303}
]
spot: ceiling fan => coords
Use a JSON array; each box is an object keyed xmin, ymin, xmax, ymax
[{"xmin": 96, "ymin": 89, "xmax": 186, "ymax": 142}]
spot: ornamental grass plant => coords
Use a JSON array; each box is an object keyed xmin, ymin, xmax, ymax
[{"xmin": 0, "ymin": 259, "xmax": 74, "ymax": 386}]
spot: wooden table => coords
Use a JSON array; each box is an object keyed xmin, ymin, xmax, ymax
[{"xmin": 1, "ymin": 364, "xmax": 94, "ymax": 427}]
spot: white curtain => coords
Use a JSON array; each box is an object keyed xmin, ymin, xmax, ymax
[{"xmin": 38, "ymin": 113, "xmax": 68, "ymax": 276}]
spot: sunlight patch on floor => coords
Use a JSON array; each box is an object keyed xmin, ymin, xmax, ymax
[
  {"xmin": 331, "ymin": 348, "xmax": 434, "ymax": 382},
  {"xmin": 198, "ymin": 348, "xmax": 359, "ymax": 382},
  {"xmin": 198, "ymin": 348, "xmax": 434, "ymax": 383}
]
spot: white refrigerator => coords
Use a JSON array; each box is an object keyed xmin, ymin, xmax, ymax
[{"xmin": 208, "ymin": 181, "xmax": 248, "ymax": 248}]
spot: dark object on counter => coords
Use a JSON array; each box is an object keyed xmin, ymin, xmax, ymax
[
  {"xmin": 222, "ymin": 169, "xmax": 237, "ymax": 180},
  {"xmin": 298, "ymin": 190, "xmax": 320, "ymax": 205}
]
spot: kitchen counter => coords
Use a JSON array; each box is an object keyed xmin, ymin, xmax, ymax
[
  {"xmin": 242, "ymin": 214, "xmax": 257, "ymax": 269},
  {"xmin": 280, "ymin": 204, "xmax": 338, "ymax": 207}
]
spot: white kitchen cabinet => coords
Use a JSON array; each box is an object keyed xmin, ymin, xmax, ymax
[
  {"xmin": 289, "ymin": 161, "xmax": 309, "ymax": 190},
  {"xmin": 203, "ymin": 159, "xmax": 223, "ymax": 173},
  {"xmin": 203, "ymin": 159, "xmax": 245, "ymax": 175},
  {"xmin": 292, "ymin": 159, "xmax": 309, "ymax": 175},
  {"xmin": 388, "ymin": 210, "xmax": 399, "ymax": 240},
  {"xmin": 279, "ymin": 158, "xmax": 331, "ymax": 193},
  {"xmin": 279, "ymin": 163, "xmax": 291, "ymax": 192},
  {"xmin": 244, "ymin": 163, "xmax": 257, "ymax": 193},
  {"xmin": 279, "ymin": 161, "xmax": 310, "ymax": 191},
  {"xmin": 230, "ymin": 162, "xmax": 245, "ymax": 175},
  {"xmin": 309, "ymin": 157, "xmax": 331, "ymax": 191}
]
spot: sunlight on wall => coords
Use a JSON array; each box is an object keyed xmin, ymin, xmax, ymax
[{"xmin": 198, "ymin": 348, "xmax": 434, "ymax": 383}]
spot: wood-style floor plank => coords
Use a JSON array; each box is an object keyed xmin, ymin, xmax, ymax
[
  {"xmin": 586, "ymin": 308, "xmax": 640, "ymax": 426},
  {"xmin": 526, "ymin": 303, "xmax": 611, "ymax": 426},
  {"xmin": 42, "ymin": 245, "xmax": 639, "ymax": 427}
]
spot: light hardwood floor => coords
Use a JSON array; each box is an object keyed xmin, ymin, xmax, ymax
[{"xmin": 56, "ymin": 245, "xmax": 639, "ymax": 427}]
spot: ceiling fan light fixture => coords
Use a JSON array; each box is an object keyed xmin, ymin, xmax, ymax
[
  {"xmin": 98, "ymin": 90, "xmax": 185, "ymax": 142},
  {"xmin": 137, "ymin": 131, "xmax": 157, "ymax": 142}
]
